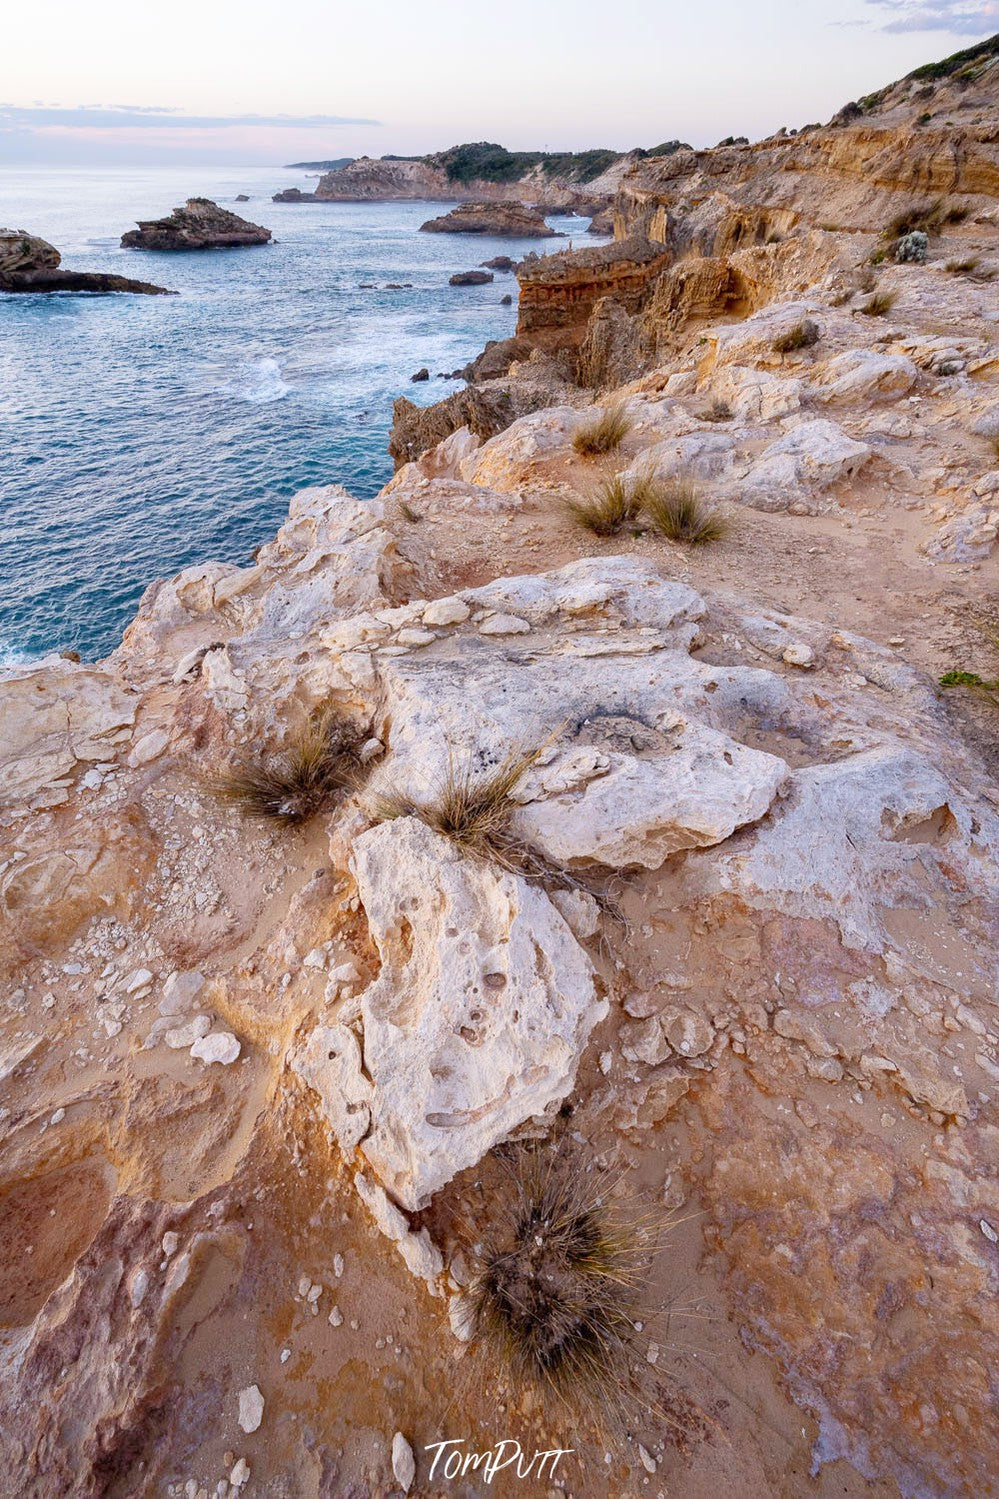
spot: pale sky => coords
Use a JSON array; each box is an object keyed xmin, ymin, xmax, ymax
[{"xmin": 2, "ymin": 0, "xmax": 997, "ymax": 166}]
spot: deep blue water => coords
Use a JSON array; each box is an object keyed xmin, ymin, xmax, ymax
[{"xmin": 0, "ymin": 166, "xmax": 602, "ymax": 663}]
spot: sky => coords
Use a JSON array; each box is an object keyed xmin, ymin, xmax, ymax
[{"xmin": 2, "ymin": 0, "xmax": 998, "ymax": 167}]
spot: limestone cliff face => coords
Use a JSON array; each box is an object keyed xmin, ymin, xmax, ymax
[{"xmin": 313, "ymin": 152, "xmax": 635, "ymax": 204}]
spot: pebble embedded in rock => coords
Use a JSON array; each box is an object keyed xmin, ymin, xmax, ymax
[
  {"xmin": 782, "ymin": 641, "xmax": 815, "ymax": 667},
  {"xmin": 166, "ymin": 1015, "xmax": 212, "ymax": 1049},
  {"xmin": 237, "ymin": 1384, "xmax": 264, "ymax": 1433},
  {"xmin": 191, "ymin": 1032, "xmax": 241, "ymax": 1065},
  {"xmin": 391, "ymin": 1432, "xmax": 416, "ymax": 1493},
  {"xmin": 478, "ymin": 612, "xmax": 531, "ymax": 635}
]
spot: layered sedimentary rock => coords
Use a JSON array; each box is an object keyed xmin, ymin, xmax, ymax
[
  {"xmin": 421, "ymin": 201, "xmax": 560, "ymax": 237},
  {"xmin": 121, "ymin": 199, "xmax": 272, "ymax": 250},
  {"xmin": 516, "ymin": 234, "xmax": 671, "ymax": 344},
  {"xmin": 0, "ymin": 230, "xmax": 172, "ymax": 295}
]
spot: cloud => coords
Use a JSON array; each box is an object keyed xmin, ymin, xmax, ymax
[
  {"xmin": 0, "ymin": 104, "xmax": 379, "ymax": 131},
  {"xmin": 864, "ymin": 0, "xmax": 999, "ymax": 33}
]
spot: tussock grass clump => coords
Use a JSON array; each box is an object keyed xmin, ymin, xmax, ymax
[
  {"xmin": 565, "ymin": 474, "xmax": 641, "ymax": 536},
  {"xmin": 859, "ymin": 289, "xmax": 898, "ymax": 317},
  {"xmin": 461, "ymin": 1144, "xmax": 656, "ymax": 1424},
  {"xmin": 214, "ymin": 707, "xmax": 364, "ymax": 824},
  {"xmin": 376, "ymin": 743, "xmax": 544, "ymax": 868},
  {"xmin": 641, "ymin": 476, "xmax": 728, "ymax": 545},
  {"xmin": 572, "ymin": 402, "xmax": 633, "ymax": 457},
  {"xmin": 699, "ymin": 397, "xmax": 732, "ymax": 422},
  {"xmin": 772, "ymin": 318, "xmax": 820, "ymax": 354},
  {"xmin": 945, "ymin": 255, "xmax": 980, "ymax": 274},
  {"xmin": 885, "ymin": 197, "xmax": 947, "ymax": 239}
]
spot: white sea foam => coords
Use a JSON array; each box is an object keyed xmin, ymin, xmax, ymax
[{"xmin": 217, "ymin": 356, "xmax": 291, "ymax": 405}]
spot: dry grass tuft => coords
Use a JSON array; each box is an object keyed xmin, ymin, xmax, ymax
[
  {"xmin": 460, "ymin": 1143, "xmax": 658, "ymax": 1426},
  {"xmin": 859, "ymin": 289, "xmax": 898, "ymax": 317},
  {"xmin": 375, "ymin": 743, "xmax": 545, "ymax": 868},
  {"xmin": 885, "ymin": 197, "xmax": 948, "ymax": 239},
  {"xmin": 640, "ymin": 476, "xmax": 728, "ymax": 545},
  {"xmin": 565, "ymin": 474, "xmax": 642, "ymax": 536},
  {"xmin": 572, "ymin": 402, "xmax": 633, "ymax": 457},
  {"xmin": 213, "ymin": 707, "xmax": 364, "ymax": 824},
  {"xmin": 945, "ymin": 255, "xmax": 980, "ymax": 274},
  {"xmin": 772, "ymin": 318, "xmax": 820, "ymax": 354},
  {"xmin": 699, "ymin": 397, "xmax": 733, "ymax": 422}
]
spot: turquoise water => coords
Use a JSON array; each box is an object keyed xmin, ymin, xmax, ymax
[{"xmin": 0, "ymin": 166, "xmax": 599, "ymax": 663}]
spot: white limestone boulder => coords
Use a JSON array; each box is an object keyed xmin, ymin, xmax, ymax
[
  {"xmin": 297, "ymin": 817, "xmax": 605, "ymax": 1210},
  {"xmin": 705, "ymin": 366, "xmax": 803, "ymax": 422},
  {"xmin": 684, "ymin": 744, "xmax": 999, "ymax": 955},
  {"xmin": 813, "ymin": 349, "xmax": 919, "ymax": 404},
  {"xmin": 510, "ymin": 721, "xmax": 789, "ymax": 868},
  {"xmin": 739, "ymin": 419, "xmax": 871, "ymax": 510},
  {"xmin": 458, "ymin": 406, "xmax": 587, "ymax": 488}
]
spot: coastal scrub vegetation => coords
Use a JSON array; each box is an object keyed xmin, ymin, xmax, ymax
[
  {"xmin": 940, "ymin": 613, "xmax": 999, "ymax": 710},
  {"xmin": 374, "ymin": 743, "xmax": 545, "ymax": 869},
  {"xmin": 459, "ymin": 1142, "xmax": 658, "ymax": 1426},
  {"xmin": 641, "ymin": 477, "xmax": 729, "ymax": 545},
  {"xmin": 566, "ymin": 475, "xmax": 642, "ymax": 536},
  {"xmin": 859, "ymin": 290, "xmax": 898, "ymax": 317},
  {"xmin": 772, "ymin": 319, "xmax": 820, "ymax": 354},
  {"xmin": 699, "ymin": 398, "xmax": 733, "ymax": 422},
  {"xmin": 213, "ymin": 706, "xmax": 365, "ymax": 824},
  {"xmin": 905, "ymin": 33, "xmax": 999, "ymax": 84},
  {"xmin": 567, "ymin": 472, "xmax": 729, "ymax": 545},
  {"xmin": 572, "ymin": 402, "xmax": 633, "ymax": 457},
  {"xmin": 425, "ymin": 142, "xmax": 620, "ymax": 186}
]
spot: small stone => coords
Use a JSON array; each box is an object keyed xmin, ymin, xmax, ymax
[
  {"xmin": 191, "ymin": 1032, "xmax": 241, "ymax": 1066},
  {"xmin": 50, "ymin": 1108, "xmax": 65, "ymax": 1125},
  {"xmin": 333, "ymin": 1252, "xmax": 344, "ymax": 1278},
  {"xmin": 160, "ymin": 970, "xmax": 206, "ymax": 1016},
  {"xmin": 303, "ymin": 948, "xmax": 327, "ymax": 970},
  {"xmin": 280, "ymin": 1347, "xmax": 291, "ymax": 1362},
  {"xmin": 237, "ymin": 1385, "xmax": 264, "ymax": 1433},
  {"xmin": 358, "ymin": 737, "xmax": 385, "ymax": 765},
  {"xmin": 306, "ymin": 1283, "xmax": 323, "ymax": 1303},
  {"xmin": 162, "ymin": 1231, "xmax": 180, "ymax": 1258},
  {"xmin": 128, "ymin": 729, "xmax": 169, "ymax": 767},
  {"xmin": 782, "ymin": 641, "xmax": 814, "ymax": 668},
  {"xmin": 478, "ymin": 612, "xmax": 531, "ymax": 636},
  {"xmin": 981, "ymin": 1219, "xmax": 998, "ymax": 1245},
  {"xmin": 422, "ymin": 597, "xmax": 471, "ymax": 627},
  {"xmin": 397, "ymin": 627, "xmax": 437, "ymax": 647},
  {"xmin": 328, "ymin": 1306, "xmax": 343, "ymax": 1327},
  {"xmin": 124, "ymin": 968, "xmax": 155, "ymax": 994},
  {"xmin": 229, "ymin": 1459, "xmax": 249, "ymax": 1489},
  {"xmin": 392, "ymin": 1432, "xmax": 416, "ymax": 1493},
  {"xmin": 638, "ymin": 1444, "xmax": 657, "ymax": 1474},
  {"xmin": 165, "ymin": 1015, "xmax": 212, "ymax": 1049}
]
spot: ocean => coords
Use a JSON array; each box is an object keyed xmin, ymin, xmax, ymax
[{"xmin": 0, "ymin": 165, "xmax": 600, "ymax": 664}]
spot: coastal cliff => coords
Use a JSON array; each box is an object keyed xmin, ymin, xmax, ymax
[
  {"xmin": 3, "ymin": 33, "xmax": 999, "ymax": 1499},
  {"xmin": 307, "ymin": 141, "xmax": 638, "ymax": 204}
]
